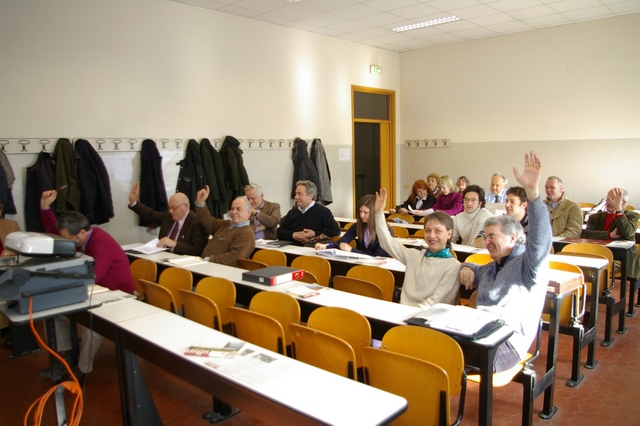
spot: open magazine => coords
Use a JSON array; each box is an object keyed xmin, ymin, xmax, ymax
[{"xmin": 122, "ymin": 238, "xmax": 168, "ymax": 255}]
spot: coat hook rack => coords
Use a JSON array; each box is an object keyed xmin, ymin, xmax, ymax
[
  {"xmin": 175, "ymin": 139, "xmax": 183, "ymax": 150},
  {"xmin": 129, "ymin": 139, "xmax": 138, "ymax": 150},
  {"xmin": 113, "ymin": 139, "xmax": 122, "ymax": 151},
  {"xmin": 0, "ymin": 140, "xmax": 8, "ymax": 152},
  {"xmin": 96, "ymin": 139, "xmax": 106, "ymax": 151},
  {"xmin": 40, "ymin": 139, "xmax": 50, "ymax": 152},
  {"xmin": 19, "ymin": 140, "xmax": 30, "ymax": 152}
]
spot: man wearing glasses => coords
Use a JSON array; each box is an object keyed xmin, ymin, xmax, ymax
[
  {"xmin": 40, "ymin": 190, "xmax": 135, "ymax": 382},
  {"xmin": 128, "ymin": 182, "xmax": 207, "ymax": 256},
  {"xmin": 460, "ymin": 152, "xmax": 552, "ymax": 373},
  {"xmin": 451, "ymin": 184, "xmax": 493, "ymax": 247}
]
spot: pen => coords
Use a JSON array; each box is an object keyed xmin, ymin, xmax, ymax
[{"xmin": 55, "ymin": 185, "xmax": 68, "ymax": 192}]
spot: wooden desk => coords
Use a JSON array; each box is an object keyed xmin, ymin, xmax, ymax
[
  {"xmin": 552, "ymin": 238, "xmax": 634, "ymax": 345},
  {"xmin": 75, "ymin": 297, "xmax": 407, "ymax": 426}
]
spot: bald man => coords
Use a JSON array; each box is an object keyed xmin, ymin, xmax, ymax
[{"xmin": 128, "ymin": 182, "xmax": 208, "ymax": 256}]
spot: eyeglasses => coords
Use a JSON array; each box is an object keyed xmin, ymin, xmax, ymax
[
  {"xmin": 463, "ymin": 198, "xmax": 479, "ymax": 203},
  {"xmin": 483, "ymin": 233, "xmax": 500, "ymax": 241},
  {"xmin": 168, "ymin": 202, "xmax": 186, "ymax": 211}
]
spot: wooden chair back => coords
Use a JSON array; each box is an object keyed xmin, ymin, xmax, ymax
[
  {"xmin": 545, "ymin": 261, "xmax": 586, "ymax": 326},
  {"xmin": 144, "ymin": 280, "xmax": 176, "ymax": 313},
  {"xmin": 307, "ymin": 306, "xmax": 371, "ymax": 368},
  {"xmin": 389, "ymin": 226, "xmax": 409, "ymax": 239},
  {"xmin": 130, "ymin": 258, "xmax": 157, "ymax": 300},
  {"xmin": 158, "ymin": 267, "xmax": 193, "ymax": 314},
  {"xmin": 289, "ymin": 324, "xmax": 356, "ymax": 379},
  {"xmin": 296, "ymin": 270, "xmax": 319, "ymax": 285},
  {"xmin": 229, "ymin": 307, "xmax": 285, "ymax": 354},
  {"xmin": 250, "ymin": 292, "xmax": 300, "ymax": 347},
  {"xmin": 252, "ymin": 249, "xmax": 287, "ymax": 267},
  {"xmin": 237, "ymin": 258, "xmax": 269, "ymax": 271},
  {"xmin": 346, "ymin": 265, "xmax": 395, "ymax": 302},
  {"xmin": 465, "ymin": 253, "xmax": 493, "ymax": 265},
  {"xmin": 332, "ymin": 275, "xmax": 383, "ymax": 300},
  {"xmin": 381, "ymin": 325, "xmax": 465, "ymax": 397},
  {"xmin": 561, "ymin": 243, "xmax": 615, "ymax": 292},
  {"xmin": 413, "ymin": 229, "xmax": 424, "ymax": 238},
  {"xmin": 578, "ymin": 202, "xmax": 596, "ymax": 209},
  {"xmin": 179, "ymin": 289, "xmax": 222, "ymax": 331},
  {"xmin": 195, "ymin": 277, "xmax": 236, "ymax": 327},
  {"xmin": 387, "ymin": 213, "xmax": 415, "ymax": 224},
  {"xmin": 362, "ymin": 347, "xmax": 450, "ymax": 426},
  {"xmin": 330, "ymin": 235, "xmax": 356, "ymax": 248},
  {"xmin": 291, "ymin": 256, "xmax": 331, "ymax": 287}
]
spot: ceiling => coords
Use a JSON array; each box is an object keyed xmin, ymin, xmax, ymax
[{"xmin": 170, "ymin": 0, "xmax": 640, "ymax": 52}]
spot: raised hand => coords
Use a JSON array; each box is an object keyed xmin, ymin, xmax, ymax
[
  {"xmin": 512, "ymin": 151, "xmax": 541, "ymax": 201},
  {"xmin": 375, "ymin": 188, "xmax": 387, "ymax": 214},
  {"xmin": 40, "ymin": 190, "xmax": 57, "ymax": 209},
  {"xmin": 196, "ymin": 185, "xmax": 210, "ymax": 205},
  {"xmin": 129, "ymin": 182, "xmax": 140, "ymax": 205}
]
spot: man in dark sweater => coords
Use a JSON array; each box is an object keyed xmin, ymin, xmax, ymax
[{"xmin": 278, "ymin": 180, "xmax": 340, "ymax": 246}]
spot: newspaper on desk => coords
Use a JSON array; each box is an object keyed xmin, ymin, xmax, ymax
[
  {"xmin": 407, "ymin": 303, "xmax": 505, "ymax": 339},
  {"xmin": 204, "ymin": 346, "xmax": 291, "ymax": 387}
]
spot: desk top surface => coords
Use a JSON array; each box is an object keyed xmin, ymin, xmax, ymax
[{"xmin": 93, "ymin": 298, "xmax": 407, "ymax": 425}]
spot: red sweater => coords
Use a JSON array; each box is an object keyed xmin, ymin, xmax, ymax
[{"xmin": 40, "ymin": 208, "xmax": 135, "ymax": 294}]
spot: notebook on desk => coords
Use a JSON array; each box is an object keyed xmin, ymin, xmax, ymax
[{"xmin": 405, "ymin": 303, "xmax": 505, "ymax": 340}]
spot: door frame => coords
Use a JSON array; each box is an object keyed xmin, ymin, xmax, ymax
[{"xmin": 351, "ymin": 85, "xmax": 396, "ymax": 213}]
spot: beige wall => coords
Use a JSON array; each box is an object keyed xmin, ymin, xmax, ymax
[
  {"xmin": 0, "ymin": 0, "xmax": 399, "ymax": 243},
  {"xmin": 397, "ymin": 14, "xmax": 640, "ymax": 205}
]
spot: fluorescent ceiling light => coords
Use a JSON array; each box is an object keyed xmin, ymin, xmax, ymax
[{"xmin": 392, "ymin": 16, "xmax": 460, "ymax": 32}]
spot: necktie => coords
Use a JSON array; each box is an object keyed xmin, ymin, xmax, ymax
[{"xmin": 169, "ymin": 221, "xmax": 180, "ymax": 241}]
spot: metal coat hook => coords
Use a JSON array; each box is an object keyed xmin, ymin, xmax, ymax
[
  {"xmin": 19, "ymin": 140, "xmax": 30, "ymax": 152},
  {"xmin": 289, "ymin": 140, "xmax": 294, "ymax": 148},
  {"xmin": 129, "ymin": 139, "xmax": 138, "ymax": 150},
  {"xmin": 279, "ymin": 139, "xmax": 285, "ymax": 148},
  {"xmin": 113, "ymin": 139, "xmax": 122, "ymax": 151},
  {"xmin": 0, "ymin": 140, "xmax": 8, "ymax": 152},
  {"xmin": 96, "ymin": 139, "xmax": 106, "ymax": 151},
  {"xmin": 40, "ymin": 139, "xmax": 50, "ymax": 152},
  {"xmin": 423, "ymin": 140, "xmax": 429, "ymax": 147},
  {"xmin": 405, "ymin": 140, "xmax": 411, "ymax": 148},
  {"xmin": 176, "ymin": 139, "xmax": 183, "ymax": 150},
  {"xmin": 248, "ymin": 139, "xmax": 255, "ymax": 148},
  {"xmin": 214, "ymin": 139, "xmax": 221, "ymax": 149},
  {"xmin": 266, "ymin": 139, "xmax": 273, "ymax": 148},
  {"xmin": 414, "ymin": 140, "xmax": 420, "ymax": 147}
]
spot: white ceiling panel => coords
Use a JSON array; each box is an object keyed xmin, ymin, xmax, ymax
[{"xmin": 170, "ymin": 0, "xmax": 640, "ymax": 52}]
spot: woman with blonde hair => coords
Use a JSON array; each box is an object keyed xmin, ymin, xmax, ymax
[
  {"xmin": 414, "ymin": 175, "xmax": 463, "ymax": 217},
  {"xmin": 315, "ymin": 194, "xmax": 392, "ymax": 257}
]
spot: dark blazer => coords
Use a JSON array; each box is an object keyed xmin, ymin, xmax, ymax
[
  {"xmin": 200, "ymin": 138, "xmax": 227, "ymax": 219},
  {"xmin": 53, "ymin": 138, "xmax": 82, "ymax": 214},
  {"xmin": 25, "ymin": 152, "xmax": 56, "ymax": 232},
  {"xmin": 139, "ymin": 139, "xmax": 168, "ymax": 227},
  {"xmin": 129, "ymin": 201, "xmax": 208, "ymax": 256},
  {"xmin": 176, "ymin": 140, "xmax": 206, "ymax": 212},
  {"xmin": 583, "ymin": 210, "xmax": 639, "ymax": 278},
  {"xmin": 252, "ymin": 200, "xmax": 281, "ymax": 240}
]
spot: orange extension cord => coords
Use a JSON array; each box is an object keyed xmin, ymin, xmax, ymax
[{"xmin": 23, "ymin": 297, "xmax": 84, "ymax": 426}]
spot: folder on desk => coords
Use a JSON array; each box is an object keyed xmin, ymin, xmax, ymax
[
  {"xmin": 242, "ymin": 266, "xmax": 305, "ymax": 286},
  {"xmin": 405, "ymin": 303, "xmax": 504, "ymax": 340}
]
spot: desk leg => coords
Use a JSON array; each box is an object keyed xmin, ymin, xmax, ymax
[
  {"xmin": 627, "ymin": 277, "xmax": 637, "ymax": 317},
  {"xmin": 540, "ymin": 297, "xmax": 559, "ymax": 420},
  {"xmin": 478, "ymin": 347, "xmax": 495, "ymax": 426},
  {"xmin": 617, "ymin": 275, "xmax": 628, "ymax": 332},
  {"xmin": 115, "ymin": 333, "xmax": 162, "ymax": 426}
]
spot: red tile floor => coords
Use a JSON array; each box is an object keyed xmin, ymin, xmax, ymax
[{"xmin": 2, "ymin": 293, "xmax": 640, "ymax": 425}]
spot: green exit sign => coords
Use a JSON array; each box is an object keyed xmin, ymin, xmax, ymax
[{"xmin": 370, "ymin": 65, "xmax": 382, "ymax": 75}]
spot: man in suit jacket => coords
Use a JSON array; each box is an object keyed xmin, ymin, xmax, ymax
[
  {"xmin": 245, "ymin": 183, "xmax": 281, "ymax": 240},
  {"xmin": 128, "ymin": 182, "xmax": 208, "ymax": 256},
  {"xmin": 543, "ymin": 176, "xmax": 583, "ymax": 238},
  {"xmin": 582, "ymin": 187, "xmax": 639, "ymax": 279}
]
